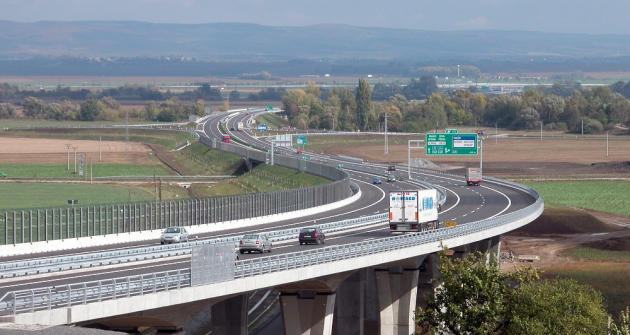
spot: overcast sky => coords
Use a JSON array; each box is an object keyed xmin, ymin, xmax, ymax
[{"xmin": 1, "ymin": 0, "xmax": 628, "ymax": 35}]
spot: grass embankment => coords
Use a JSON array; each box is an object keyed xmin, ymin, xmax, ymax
[
  {"xmin": 255, "ymin": 113, "xmax": 287, "ymax": 130},
  {"xmin": 511, "ymin": 205, "xmax": 623, "ymax": 235},
  {"xmin": 174, "ymin": 142, "xmax": 244, "ymax": 175},
  {"xmin": 189, "ymin": 164, "xmax": 329, "ymax": 197}
]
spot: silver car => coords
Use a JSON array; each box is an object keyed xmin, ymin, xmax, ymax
[
  {"xmin": 160, "ymin": 227, "xmax": 189, "ymax": 244},
  {"xmin": 239, "ymin": 234, "xmax": 272, "ymax": 254}
]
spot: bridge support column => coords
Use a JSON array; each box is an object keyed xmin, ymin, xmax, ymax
[
  {"xmin": 375, "ymin": 266, "xmax": 419, "ymax": 335},
  {"xmin": 245, "ymin": 158, "xmax": 253, "ymax": 171},
  {"xmin": 210, "ymin": 294, "xmax": 248, "ymax": 335},
  {"xmin": 416, "ymin": 254, "xmax": 440, "ymax": 309},
  {"xmin": 488, "ymin": 235, "xmax": 501, "ymax": 264},
  {"xmin": 280, "ymin": 291, "xmax": 336, "ymax": 335},
  {"xmin": 334, "ymin": 270, "xmax": 364, "ymax": 335}
]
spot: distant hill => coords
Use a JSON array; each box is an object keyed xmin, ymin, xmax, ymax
[{"xmin": 1, "ymin": 20, "xmax": 630, "ymax": 60}]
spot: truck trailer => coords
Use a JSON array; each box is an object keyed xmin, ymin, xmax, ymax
[
  {"xmin": 389, "ymin": 189, "xmax": 439, "ymax": 233},
  {"xmin": 466, "ymin": 168, "xmax": 482, "ymax": 186},
  {"xmin": 237, "ymin": 121, "xmax": 244, "ymax": 131}
]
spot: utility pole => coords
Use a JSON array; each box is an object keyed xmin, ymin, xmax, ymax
[
  {"xmin": 99, "ymin": 135, "xmax": 102, "ymax": 162},
  {"xmin": 384, "ymin": 112, "xmax": 388, "ymax": 154},
  {"xmin": 73, "ymin": 146, "xmax": 78, "ymax": 173},
  {"xmin": 125, "ymin": 110, "xmax": 129, "ymax": 155},
  {"xmin": 65, "ymin": 143, "xmax": 72, "ymax": 170}
]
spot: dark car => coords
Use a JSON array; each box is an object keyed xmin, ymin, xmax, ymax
[
  {"xmin": 299, "ymin": 227, "xmax": 325, "ymax": 245},
  {"xmin": 373, "ymin": 177, "xmax": 382, "ymax": 184}
]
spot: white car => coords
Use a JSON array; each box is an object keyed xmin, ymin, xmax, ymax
[
  {"xmin": 239, "ymin": 234, "xmax": 272, "ymax": 254},
  {"xmin": 160, "ymin": 227, "xmax": 189, "ymax": 244}
]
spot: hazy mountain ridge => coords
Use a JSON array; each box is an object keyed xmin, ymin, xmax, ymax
[{"xmin": 1, "ymin": 20, "xmax": 629, "ymax": 60}]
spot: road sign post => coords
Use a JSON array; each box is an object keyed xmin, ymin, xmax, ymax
[{"xmin": 425, "ymin": 133, "xmax": 478, "ymax": 155}]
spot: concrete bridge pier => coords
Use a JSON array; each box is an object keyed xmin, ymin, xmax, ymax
[
  {"xmin": 280, "ymin": 291, "xmax": 337, "ymax": 335},
  {"xmin": 278, "ymin": 272, "xmax": 356, "ymax": 335},
  {"xmin": 209, "ymin": 294, "xmax": 249, "ymax": 335},
  {"xmin": 374, "ymin": 255, "xmax": 427, "ymax": 335},
  {"xmin": 333, "ymin": 270, "xmax": 364, "ymax": 335}
]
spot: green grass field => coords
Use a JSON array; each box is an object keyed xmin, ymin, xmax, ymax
[
  {"xmin": 565, "ymin": 247, "xmax": 630, "ymax": 260},
  {"xmin": 0, "ymin": 183, "xmax": 155, "ymax": 210},
  {"xmin": 522, "ymin": 181, "xmax": 630, "ymax": 217},
  {"xmin": 0, "ymin": 163, "xmax": 171, "ymax": 178}
]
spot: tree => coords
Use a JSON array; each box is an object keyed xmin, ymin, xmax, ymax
[
  {"xmin": 0, "ymin": 103, "xmax": 14, "ymax": 119},
  {"xmin": 415, "ymin": 247, "xmax": 538, "ymax": 335},
  {"xmin": 612, "ymin": 307, "xmax": 630, "ymax": 335},
  {"xmin": 416, "ymin": 246, "xmax": 610, "ymax": 335},
  {"xmin": 22, "ymin": 97, "xmax": 46, "ymax": 119},
  {"xmin": 229, "ymin": 90, "xmax": 240, "ymax": 101},
  {"xmin": 355, "ymin": 77, "xmax": 372, "ymax": 131},
  {"xmin": 512, "ymin": 107, "xmax": 541, "ymax": 130},
  {"xmin": 506, "ymin": 278, "xmax": 608, "ymax": 334},
  {"xmin": 79, "ymin": 99, "xmax": 103, "ymax": 121}
]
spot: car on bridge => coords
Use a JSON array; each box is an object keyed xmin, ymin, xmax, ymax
[
  {"xmin": 387, "ymin": 174, "xmax": 397, "ymax": 182},
  {"xmin": 299, "ymin": 227, "xmax": 325, "ymax": 245},
  {"xmin": 160, "ymin": 227, "xmax": 189, "ymax": 244},
  {"xmin": 373, "ymin": 177, "xmax": 382, "ymax": 184},
  {"xmin": 239, "ymin": 234, "xmax": 272, "ymax": 254}
]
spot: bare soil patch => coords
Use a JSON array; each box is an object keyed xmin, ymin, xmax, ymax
[
  {"xmin": 321, "ymin": 137, "xmax": 630, "ymax": 176},
  {"xmin": 0, "ymin": 138, "xmax": 152, "ymax": 164},
  {"xmin": 501, "ymin": 210, "xmax": 630, "ymax": 272}
]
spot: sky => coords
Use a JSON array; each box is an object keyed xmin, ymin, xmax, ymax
[{"xmin": 1, "ymin": 0, "xmax": 629, "ymax": 35}]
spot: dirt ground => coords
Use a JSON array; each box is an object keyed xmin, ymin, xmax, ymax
[
  {"xmin": 0, "ymin": 137, "xmax": 153, "ymax": 164},
  {"xmin": 500, "ymin": 210, "xmax": 630, "ymax": 273},
  {"xmin": 321, "ymin": 137, "xmax": 630, "ymax": 177}
]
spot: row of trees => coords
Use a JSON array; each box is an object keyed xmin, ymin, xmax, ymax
[
  {"xmin": 0, "ymin": 82, "xmax": 286, "ymax": 103},
  {"xmin": 10, "ymin": 96, "xmax": 209, "ymax": 122},
  {"xmin": 416, "ymin": 246, "xmax": 630, "ymax": 334},
  {"xmin": 281, "ymin": 77, "xmax": 630, "ymax": 133}
]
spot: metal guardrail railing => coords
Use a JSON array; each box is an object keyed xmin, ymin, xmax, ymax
[
  {"xmin": 0, "ymin": 179, "xmax": 542, "ymax": 315},
  {"xmin": 0, "ymin": 213, "xmax": 387, "ymax": 279}
]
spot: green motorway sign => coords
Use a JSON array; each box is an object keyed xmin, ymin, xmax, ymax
[
  {"xmin": 445, "ymin": 129, "xmax": 458, "ymax": 133},
  {"xmin": 296, "ymin": 135, "xmax": 307, "ymax": 145},
  {"xmin": 426, "ymin": 133, "xmax": 478, "ymax": 155}
]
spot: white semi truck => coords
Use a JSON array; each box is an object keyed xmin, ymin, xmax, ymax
[
  {"xmin": 389, "ymin": 189, "xmax": 439, "ymax": 233},
  {"xmin": 237, "ymin": 121, "xmax": 244, "ymax": 131},
  {"xmin": 466, "ymin": 168, "xmax": 482, "ymax": 186}
]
